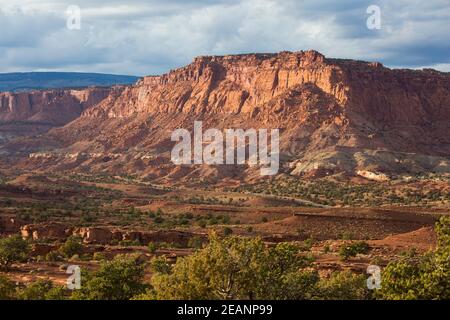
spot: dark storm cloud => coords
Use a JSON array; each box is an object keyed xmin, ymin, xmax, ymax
[{"xmin": 0, "ymin": 0, "xmax": 449, "ymax": 75}]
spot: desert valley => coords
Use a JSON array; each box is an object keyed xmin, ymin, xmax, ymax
[{"xmin": 0, "ymin": 50, "xmax": 449, "ymax": 300}]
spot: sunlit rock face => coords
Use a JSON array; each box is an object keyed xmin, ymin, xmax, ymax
[{"xmin": 6, "ymin": 51, "xmax": 450, "ymax": 179}]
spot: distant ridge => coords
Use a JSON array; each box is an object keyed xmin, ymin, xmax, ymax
[{"xmin": 0, "ymin": 72, "xmax": 140, "ymax": 92}]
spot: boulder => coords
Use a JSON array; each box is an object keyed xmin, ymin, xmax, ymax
[
  {"xmin": 20, "ymin": 223, "xmax": 70, "ymax": 241},
  {"xmin": 122, "ymin": 231, "xmax": 143, "ymax": 243},
  {"xmin": 75, "ymin": 227, "xmax": 113, "ymax": 244}
]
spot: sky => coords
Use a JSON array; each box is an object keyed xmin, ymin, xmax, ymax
[{"xmin": 0, "ymin": 0, "xmax": 449, "ymax": 76}]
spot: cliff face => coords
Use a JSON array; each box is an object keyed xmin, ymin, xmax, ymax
[
  {"xmin": 10, "ymin": 51, "xmax": 450, "ymax": 180},
  {"xmin": 0, "ymin": 87, "xmax": 116, "ymax": 125},
  {"xmin": 0, "ymin": 87, "xmax": 123, "ymax": 145},
  {"xmin": 83, "ymin": 51, "xmax": 348, "ymax": 117}
]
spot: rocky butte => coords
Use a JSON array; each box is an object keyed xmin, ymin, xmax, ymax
[
  {"xmin": 3, "ymin": 50, "xmax": 450, "ymax": 182},
  {"xmin": 0, "ymin": 87, "xmax": 125, "ymax": 146}
]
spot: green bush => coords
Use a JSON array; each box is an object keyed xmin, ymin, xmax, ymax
[
  {"xmin": 148, "ymin": 242, "xmax": 158, "ymax": 254},
  {"xmin": 339, "ymin": 241, "xmax": 370, "ymax": 260},
  {"xmin": 151, "ymin": 256, "xmax": 171, "ymax": 274},
  {"xmin": 0, "ymin": 275, "xmax": 16, "ymax": 300},
  {"xmin": 316, "ymin": 271, "xmax": 370, "ymax": 300},
  {"xmin": 223, "ymin": 227, "xmax": 233, "ymax": 236},
  {"xmin": 46, "ymin": 250, "xmax": 64, "ymax": 262},
  {"xmin": 340, "ymin": 232, "xmax": 354, "ymax": 240},
  {"xmin": 153, "ymin": 216, "xmax": 164, "ymax": 224},
  {"xmin": 17, "ymin": 280, "xmax": 66, "ymax": 300},
  {"xmin": 150, "ymin": 236, "xmax": 315, "ymax": 300},
  {"xmin": 0, "ymin": 235, "xmax": 29, "ymax": 269},
  {"xmin": 377, "ymin": 216, "xmax": 450, "ymax": 300},
  {"xmin": 71, "ymin": 254, "xmax": 147, "ymax": 300},
  {"xmin": 59, "ymin": 236, "xmax": 83, "ymax": 258},
  {"xmin": 188, "ymin": 236, "xmax": 203, "ymax": 249},
  {"xmin": 93, "ymin": 252, "xmax": 106, "ymax": 261},
  {"xmin": 299, "ymin": 238, "xmax": 314, "ymax": 252},
  {"xmin": 197, "ymin": 220, "xmax": 207, "ymax": 228}
]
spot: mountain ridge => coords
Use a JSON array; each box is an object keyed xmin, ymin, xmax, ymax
[
  {"xmin": 2, "ymin": 50, "xmax": 450, "ymax": 182},
  {"xmin": 0, "ymin": 86, "xmax": 125, "ymax": 147},
  {"xmin": 0, "ymin": 72, "xmax": 139, "ymax": 92}
]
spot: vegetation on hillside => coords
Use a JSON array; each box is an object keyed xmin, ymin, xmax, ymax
[
  {"xmin": 236, "ymin": 177, "xmax": 450, "ymax": 207},
  {"xmin": 0, "ymin": 217, "xmax": 448, "ymax": 300}
]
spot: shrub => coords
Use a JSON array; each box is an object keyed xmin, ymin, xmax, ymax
[
  {"xmin": 151, "ymin": 256, "xmax": 171, "ymax": 274},
  {"xmin": 148, "ymin": 242, "xmax": 158, "ymax": 254},
  {"xmin": 153, "ymin": 216, "xmax": 164, "ymax": 224},
  {"xmin": 178, "ymin": 218, "xmax": 189, "ymax": 226},
  {"xmin": 46, "ymin": 251, "xmax": 64, "ymax": 262},
  {"xmin": 299, "ymin": 238, "xmax": 314, "ymax": 252},
  {"xmin": 17, "ymin": 280, "xmax": 66, "ymax": 300},
  {"xmin": 59, "ymin": 236, "xmax": 83, "ymax": 258},
  {"xmin": 0, "ymin": 275, "xmax": 16, "ymax": 300},
  {"xmin": 221, "ymin": 216, "xmax": 231, "ymax": 224},
  {"xmin": 223, "ymin": 227, "xmax": 233, "ymax": 236},
  {"xmin": 71, "ymin": 254, "xmax": 147, "ymax": 300},
  {"xmin": 188, "ymin": 236, "xmax": 203, "ymax": 249},
  {"xmin": 377, "ymin": 216, "xmax": 450, "ymax": 300},
  {"xmin": 197, "ymin": 220, "xmax": 207, "ymax": 228},
  {"xmin": 316, "ymin": 271, "xmax": 370, "ymax": 300},
  {"xmin": 340, "ymin": 232, "xmax": 354, "ymax": 240},
  {"xmin": 208, "ymin": 217, "xmax": 219, "ymax": 225},
  {"xmin": 0, "ymin": 235, "xmax": 29, "ymax": 269},
  {"xmin": 93, "ymin": 252, "xmax": 106, "ymax": 261},
  {"xmin": 339, "ymin": 241, "xmax": 370, "ymax": 260},
  {"xmin": 150, "ymin": 235, "xmax": 313, "ymax": 300}
]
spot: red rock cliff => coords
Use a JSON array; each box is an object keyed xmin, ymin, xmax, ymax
[
  {"xmin": 0, "ymin": 87, "xmax": 118, "ymax": 125},
  {"xmin": 16, "ymin": 51, "xmax": 450, "ymax": 178}
]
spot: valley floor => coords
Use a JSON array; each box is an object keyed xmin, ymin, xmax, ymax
[{"xmin": 0, "ymin": 171, "xmax": 448, "ymax": 299}]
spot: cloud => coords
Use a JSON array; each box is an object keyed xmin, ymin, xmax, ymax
[{"xmin": 0, "ymin": 0, "xmax": 449, "ymax": 75}]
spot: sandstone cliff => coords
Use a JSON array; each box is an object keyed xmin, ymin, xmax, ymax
[
  {"xmin": 0, "ymin": 87, "xmax": 123, "ymax": 145},
  {"xmin": 9, "ymin": 51, "xmax": 450, "ymax": 180}
]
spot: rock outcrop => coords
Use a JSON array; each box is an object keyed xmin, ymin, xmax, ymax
[
  {"xmin": 7, "ymin": 50, "xmax": 450, "ymax": 179},
  {"xmin": 75, "ymin": 227, "xmax": 114, "ymax": 244},
  {"xmin": 0, "ymin": 86, "xmax": 124, "ymax": 147},
  {"xmin": 20, "ymin": 223, "xmax": 205, "ymax": 246},
  {"xmin": 357, "ymin": 170, "xmax": 390, "ymax": 182},
  {"xmin": 20, "ymin": 223, "xmax": 71, "ymax": 241}
]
